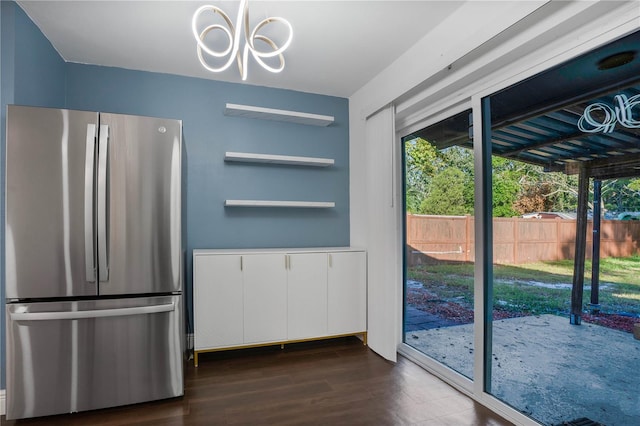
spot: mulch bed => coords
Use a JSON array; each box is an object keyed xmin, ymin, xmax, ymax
[
  {"xmin": 582, "ymin": 312, "xmax": 640, "ymax": 333},
  {"xmin": 406, "ymin": 287, "xmax": 524, "ymax": 326}
]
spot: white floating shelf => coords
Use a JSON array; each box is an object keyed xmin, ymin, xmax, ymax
[
  {"xmin": 224, "ymin": 103, "xmax": 334, "ymax": 127},
  {"xmin": 225, "ymin": 200, "xmax": 335, "ymax": 208},
  {"xmin": 225, "ymin": 151, "xmax": 334, "ymax": 167}
]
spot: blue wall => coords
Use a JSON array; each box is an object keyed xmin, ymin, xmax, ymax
[
  {"xmin": 1, "ymin": 2, "xmax": 349, "ymax": 393},
  {"xmin": 1, "ymin": 1, "xmax": 67, "ymax": 391},
  {"xmin": 65, "ymin": 64, "xmax": 350, "ymax": 251},
  {"xmin": 65, "ymin": 64, "xmax": 350, "ymax": 340}
]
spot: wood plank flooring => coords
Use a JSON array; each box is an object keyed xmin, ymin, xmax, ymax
[{"xmin": 3, "ymin": 337, "xmax": 514, "ymax": 425}]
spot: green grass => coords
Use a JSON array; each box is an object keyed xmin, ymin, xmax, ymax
[{"xmin": 407, "ymin": 255, "xmax": 640, "ymax": 315}]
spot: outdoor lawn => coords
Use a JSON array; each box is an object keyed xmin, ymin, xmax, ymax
[{"xmin": 406, "ymin": 255, "xmax": 640, "ymax": 333}]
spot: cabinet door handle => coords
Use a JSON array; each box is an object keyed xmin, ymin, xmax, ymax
[
  {"xmin": 329, "ymin": 254, "xmax": 332, "ymax": 268},
  {"xmin": 240, "ymin": 256, "xmax": 243, "ymax": 271}
]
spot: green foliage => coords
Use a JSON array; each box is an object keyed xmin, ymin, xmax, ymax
[
  {"xmin": 420, "ymin": 167, "xmax": 470, "ymax": 215},
  {"xmin": 601, "ymin": 178, "xmax": 640, "ymax": 213},
  {"xmin": 404, "ymin": 137, "xmax": 639, "ymax": 218},
  {"xmin": 491, "ymin": 157, "xmax": 520, "ymax": 217},
  {"xmin": 404, "ymin": 138, "xmax": 474, "ymax": 215},
  {"xmin": 405, "ymin": 138, "xmax": 437, "ymax": 176},
  {"xmin": 404, "ymin": 138, "xmax": 437, "ymax": 213},
  {"xmin": 628, "ymin": 178, "xmax": 640, "ymax": 193}
]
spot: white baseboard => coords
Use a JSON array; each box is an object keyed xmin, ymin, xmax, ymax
[{"xmin": 1, "ymin": 389, "xmax": 6, "ymax": 416}]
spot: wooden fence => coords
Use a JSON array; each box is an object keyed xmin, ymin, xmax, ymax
[{"xmin": 406, "ymin": 214, "xmax": 640, "ymax": 266}]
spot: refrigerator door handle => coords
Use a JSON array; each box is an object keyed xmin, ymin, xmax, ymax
[
  {"xmin": 84, "ymin": 124, "xmax": 97, "ymax": 283},
  {"xmin": 97, "ymin": 124, "xmax": 110, "ymax": 282},
  {"xmin": 9, "ymin": 302, "xmax": 175, "ymax": 321}
]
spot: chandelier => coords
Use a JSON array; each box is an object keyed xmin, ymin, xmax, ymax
[{"xmin": 191, "ymin": 0, "xmax": 293, "ymax": 80}]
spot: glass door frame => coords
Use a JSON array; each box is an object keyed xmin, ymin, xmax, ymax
[
  {"xmin": 397, "ymin": 95, "xmax": 540, "ymax": 426},
  {"xmin": 398, "ymin": 101, "xmax": 477, "ymax": 396}
]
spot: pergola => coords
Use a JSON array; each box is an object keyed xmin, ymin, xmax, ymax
[
  {"xmin": 414, "ymin": 29, "xmax": 640, "ymax": 324},
  {"xmin": 488, "ymin": 30, "xmax": 640, "ymax": 324}
]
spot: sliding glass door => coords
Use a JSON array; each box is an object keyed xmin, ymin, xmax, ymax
[
  {"xmin": 401, "ymin": 29, "xmax": 640, "ymax": 426},
  {"xmin": 402, "ymin": 109, "xmax": 475, "ymax": 380},
  {"xmin": 484, "ymin": 33, "xmax": 640, "ymax": 423}
]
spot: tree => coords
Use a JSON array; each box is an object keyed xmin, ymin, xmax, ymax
[
  {"xmin": 404, "ymin": 138, "xmax": 438, "ymax": 213},
  {"xmin": 404, "ymin": 138, "xmax": 640, "ymax": 219},
  {"xmin": 628, "ymin": 178, "xmax": 640, "ymax": 193},
  {"xmin": 511, "ymin": 165, "xmax": 579, "ymax": 214},
  {"xmin": 513, "ymin": 182, "xmax": 556, "ymax": 213},
  {"xmin": 439, "ymin": 146, "xmax": 474, "ymax": 212},
  {"xmin": 491, "ymin": 157, "xmax": 520, "ymax": 217},
  {"xmin": 421, "ymin": 167, "xmax": 470, "ymax": 215},
  {"xmin": 601, "ymin": 178, "xmax": 640, "ymax": 213}
]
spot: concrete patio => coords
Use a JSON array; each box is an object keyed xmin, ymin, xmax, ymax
[{"xmin": 406, "ymin": 314, "xmax": 640, "ymax": 426}]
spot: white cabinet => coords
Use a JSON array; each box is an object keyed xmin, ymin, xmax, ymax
[
  {"xmin": 193, "ymin": 248, "xmax": 366, "ymax": 366},
  {"xmin": 193, "ymin": 254, "xmax": 243, "ymax": 350},
  {"xmin": 193, "ymin": 253, "xmax": 287, "ymax": 352},
  {"xmin": 243, "ymin": 254, "xmax": 287, "ymax": 344},
  {"xmin": 287, "ymin": 253, "xmax": 328, "ymax": 340},
  {"xmin": 328, "ymin": 251, "xmax": 367, "ymax": 335}
]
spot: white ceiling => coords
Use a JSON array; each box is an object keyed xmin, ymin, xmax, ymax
[{"xmin": 16, "ymin": 1, "xmax": 466, "ymax": 98}]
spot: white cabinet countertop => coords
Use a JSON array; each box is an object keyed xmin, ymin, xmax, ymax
[{"xmin": 193, "ymin": 247, "xmax": 365, "ymax": 255}]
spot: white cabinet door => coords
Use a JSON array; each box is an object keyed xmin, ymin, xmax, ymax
[
  {"xmin": 243, "ymin": 254, "xmax": 288, "ymax": 344},
  {"xmin": 287, "ymin": 253, "xmax": 328, "ymax": 340},
  {"xmin": 327, "ymin": 251, "xmax": 367, "ymax": 335},
  {"xmin": 194, "ymin": 254, "xmax": 243, "ymax": 350}
]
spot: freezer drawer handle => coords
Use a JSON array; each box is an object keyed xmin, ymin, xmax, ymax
[
  {"xmin": 85, "ymin": 124, "xmax": 97, "ymax": 282},
  {"xmin": 9, "ymin": 302, "xmax": 175, "ymax": 321}
]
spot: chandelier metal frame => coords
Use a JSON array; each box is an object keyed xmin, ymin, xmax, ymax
[{"xmin": 191, "ymin": 0, "xmax": 293, "ymax": 80}]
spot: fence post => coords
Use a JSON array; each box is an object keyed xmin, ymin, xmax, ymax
[
  {"xmin": 556, "ymin": 218, "xmax": 561, "ymax": 261},
  {"xmin": 465, "ymin": 214, "xmax": 471, "ymax": 262},
  {"xmin": 513, "ymin": 217, "xmax": 518, "ymax": 264}
]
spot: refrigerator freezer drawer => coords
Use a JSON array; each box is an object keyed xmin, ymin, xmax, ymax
[{"xmin": 5, "ymin": 295, "xmax": 184, "ymax": 420}]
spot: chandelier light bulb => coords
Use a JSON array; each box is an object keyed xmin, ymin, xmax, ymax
[{"xmin": 192, "ymin": 0, "xmax": 293, "ymax": 80}]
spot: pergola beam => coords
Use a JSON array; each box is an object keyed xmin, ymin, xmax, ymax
[{"xmin": 557, "ymin": 153, "xmax": 640, "ymax": 176}]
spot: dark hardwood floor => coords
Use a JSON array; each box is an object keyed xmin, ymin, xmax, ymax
[{"xmin": 3, "ymin": 337, "xmax": 514, "ymax": 425}]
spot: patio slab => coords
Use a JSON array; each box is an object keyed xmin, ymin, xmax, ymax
[
  {"xmin": 406, "ymin": 314, "xmax": 640, "ymax": 426},
  {"xmin": 404, "ymin": 306, "xmax": 460, "ymax": 331}
]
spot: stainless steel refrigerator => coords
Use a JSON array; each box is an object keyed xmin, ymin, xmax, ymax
[{"xmin": 5, "ymin": 105, "xmax": 184, "ymax": 420}]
